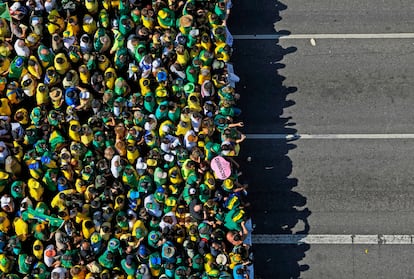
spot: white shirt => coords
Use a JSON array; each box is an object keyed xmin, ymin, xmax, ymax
[
  {"xmin": 0, "ymin": 195, "xmax": 12, "ymax": 209},
  {"xmin": 14, "ymin": 40, "xmax": 30, "ymax": 57},
  {"xmin": 139, "ymin": 57, "xmax": 152, "ymax": 78},
  {"xmin": 159, "ymin": 211, "xmax": 177, "ymax": 231},
  {"xmin": 170, "ymin": 63, "xmax": 186, "ymax": 79},
  {"xmin": 160, "ymin": 141, "xmax": 171, "ymax": 154},
  {"xmin": 190, "ymin": 113, "xmax": 201, "ymax": 132},
  {"xmin": 144, "ymin": 194, "xmax": 162, "ymax": 217},
  {"xmin": 80, "ymin": 34, "xmax": 92, "ymax": 53},
  {"xmin": 63, "ymin": 36, "xmax": 75, "ymax": 50},
  {"xmin": 111, "ymin": 155, "xmax": 121, "ymax": 178}
]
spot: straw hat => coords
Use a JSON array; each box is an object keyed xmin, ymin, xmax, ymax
[
  {"xmin": 179, "ymin": 15, "xmax": 193, "ymax": 28},
  {"xmin": 49, "ymin": 88, "xmax": 63, "ymax": 101},
  {"xmin": 162, "ymin": 245, "xmax": 175, "ymax": 258}
]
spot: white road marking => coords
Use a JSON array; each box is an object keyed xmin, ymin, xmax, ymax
[
  {"xmin": 252, "ymin": 234, "xmax": 414, "ymax": 245},
  {"xmin": 246, "ymin": 134, "xmax": 414, "ymax": 140},
  {"xmin": 233, "ymin": 33, "xmax": 414, "ymax": 40}
]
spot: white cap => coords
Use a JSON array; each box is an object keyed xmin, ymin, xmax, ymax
[
  {"xmin": 10, "ymin": 2, "xmax": 21, "ymax": 12},
  {"xmin": 164, "ymin": 154, "xmax": 174, "ymax": 162},
  {"xmin": 156, "ymin": 171, "xmax": 167, "ymax": 179},
  {"xmin": 189, "ymin": 29, "xmax": 200, "ymax": 37}
]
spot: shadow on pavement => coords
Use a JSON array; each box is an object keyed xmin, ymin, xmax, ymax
[{"xmin": 230, "ymin": 1, "xmax": 311, "ymax": 278}]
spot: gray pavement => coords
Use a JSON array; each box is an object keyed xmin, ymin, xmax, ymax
[
  {"xmin": 279, "ymin": 38, "xmax": 414, "ymax": 134},
  {"xmin": 240, "ymin": 139, "xmax": 414, "ymax": 235},
  {"xmin": 302, "ymin": 244, "xmax": 414, "ymax": 279},
  {"xmin": 273, "ymin": 1, "xmax": 414, "ymax": 35},
  {"xmin": 232, "ymin": 38, "xmax": 414, "ymax": 134},
  {"xmin": 229, "ymin": 0, "xmax": 414, "ymax": 278},
  {"xmin": 229, "ymin": 0, "xmax": 414, "ymax": 35},
  {"xmin": 253, "ymin": 244, "xmax": 414, "ymax": 279}
]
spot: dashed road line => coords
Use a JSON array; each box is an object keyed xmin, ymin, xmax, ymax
[
  {"xmin": 252, "ymin": 234, "xmax": 414, "ymax": 245},
  {"xmin": 246, "ymin": 134, "xmax": 414, "ymax": 140},
  {"xmin": 233, "ymin": 33, "xmax": 414, "ymax": 40}
]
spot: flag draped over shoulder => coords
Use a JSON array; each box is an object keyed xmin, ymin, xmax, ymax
[{"xmin": 0, "ymin": 3, "xmax": 11, "ymax": 21}]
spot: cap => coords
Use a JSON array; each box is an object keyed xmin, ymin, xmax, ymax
[
  {"xmin": 157, "ymin": 71, "xmax": 167, "ymax": 82},
  {"xmin": 136, "ymin": 158, "xmax": 148, "ymax": 170},
  {"xmin": 216, "ymin": 253, "xmax": 227, "ymax": 265},
  {"xmin": 147, "ymin": 158, "xmax": 157, "ymax": 167},
  {"xmin": 44, "ymin": 246, "xmax": 56, "ymax": 258},
  {"xmin": 162, "ymin": 245, "xmax": 175, "ymax": 258},
  {"xmin": 164, "ymin": 154, "xmax": 174, "ymax": 162},
  {"xmin": 222, "ymin": 179, "xmax": 234, "ymax": 191},
  {"xmin": 158, "ymin": 9, "xmax": 168, "ymax": 19},
  {"xmin": 183, "ymin": 83, "xmax": 195, "ymax": 94},
  {"xmin": 138, "ymin": 244, "xmax": 149, "ymax": 257},
  {"xmin": 165, "ymin": 197, "xmax": 177, "ymax": 207}
]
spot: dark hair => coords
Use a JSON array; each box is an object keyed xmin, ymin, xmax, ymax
[
  {"xmin": 66, "ymin": 72, "xmax": 73, "ymax": 81},
  {"xmin": 233, "ymin": 233, "xmax": 241, "ymax": 241},
  {"xmin": 81, "ymin": 35, "xmax": 89, "ymax": 43},
  {"xmin": 236, "ymin": 267, "xmax": 245, "ymax": 274},
  {"xmin": 22, "ymin": 79, "xmax": 32, "ymax": 87},
  {"xmin": 56, "ymin": 57, "xmax": 65, "ymax": 64}
]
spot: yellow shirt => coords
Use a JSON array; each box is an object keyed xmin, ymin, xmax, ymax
[
  {"xmin": 0, "ymin": 98, "xmax": 11, "ymax": 116},
  {"xmin": 176, "ymin": 49, "xmax": 190, "ymax": 66}
]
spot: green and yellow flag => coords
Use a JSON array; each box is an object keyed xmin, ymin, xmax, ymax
[{"xmin": 0, "ymin": 3, "xmax": 11, "ymax": 21}]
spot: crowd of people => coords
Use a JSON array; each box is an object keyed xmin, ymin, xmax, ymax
[{"xmin": 0, "ymin": 0, "xmax": 253, "ymax": 278}]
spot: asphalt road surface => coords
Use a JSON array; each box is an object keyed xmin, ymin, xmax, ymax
[{"xmin": 229, "ymin": 1, "xmax": 414, "ymax": 278}]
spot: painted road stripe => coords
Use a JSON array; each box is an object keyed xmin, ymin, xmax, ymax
[
  {"xmin": 252, "ymin": 234, "xmax": 414, "ymax": 244},
  {"xmin": 246, "ymin": 134, "xmax": 414, "ymax": 140},
  {"xmin": 233, "ymin": 33, "xmax": 414, "ymax": 40}
]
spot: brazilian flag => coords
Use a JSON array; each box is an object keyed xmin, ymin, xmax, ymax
[{"xmin": 0, "ymin": 3, "xmax": 11, "ymax": 21}]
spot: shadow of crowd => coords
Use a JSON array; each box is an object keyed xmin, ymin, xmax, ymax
[{"xmin": 230, "ymin": 1, "xmax": 310, "ymax": 278}]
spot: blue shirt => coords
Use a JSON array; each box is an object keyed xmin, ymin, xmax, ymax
[
  {"xmin": 64, "ymin": 87, "xmax": 79, "ymax": 107},
  {"xmin": 233, "ymin": 264, "xmax": 247, "ymax": 279}
]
